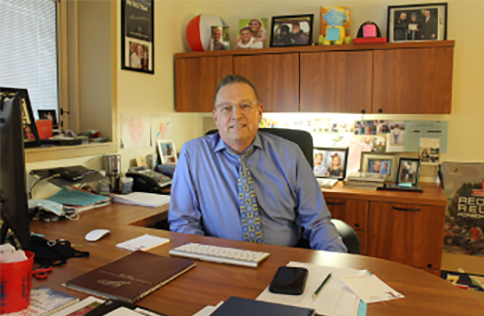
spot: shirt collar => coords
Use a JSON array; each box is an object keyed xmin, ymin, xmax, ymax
[{"xmin": 213, "ymin": 132, "xmax": 263, "ymax": 154}]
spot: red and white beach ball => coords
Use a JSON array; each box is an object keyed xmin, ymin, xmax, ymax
[{"xmin": 186, "ymin": 14, "xmax": 227, "ymax": 52}]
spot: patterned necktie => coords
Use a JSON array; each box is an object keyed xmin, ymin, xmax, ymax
[{"xmin": 230, "ymin": 147, "xmax": 264, "ymax": 243}]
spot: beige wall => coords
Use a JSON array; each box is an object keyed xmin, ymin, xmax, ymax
[{"xmin": 27, "ymin": 0, "xmax": 484, "ymax": 186}]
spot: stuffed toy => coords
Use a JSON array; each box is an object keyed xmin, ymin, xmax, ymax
[{"xmin": 319, "ymin": 8, "xmax": 352, "ymax": 45}]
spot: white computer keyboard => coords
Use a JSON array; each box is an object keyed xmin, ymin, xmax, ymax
[{"xmin": 169, "ymin": 243, "xmax": 270, "ymax": 268}]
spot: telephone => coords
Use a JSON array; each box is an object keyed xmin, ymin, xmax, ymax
[{"xmin": 126, "ymin": 166, "xmax": 172, "ymax": 194}]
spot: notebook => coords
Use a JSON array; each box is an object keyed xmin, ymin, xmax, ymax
[
  {"xmin": 211, "ymin": 296, "xmax": 315, "ymax": 316},
  {"xmin": 64, "ymin": 251, "xmax": 195, "ymax": 303}
]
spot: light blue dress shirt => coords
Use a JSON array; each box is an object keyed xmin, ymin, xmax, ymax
[{"xmin": 168, "ymin": 132, "xmax": 346, "ymax": 252}]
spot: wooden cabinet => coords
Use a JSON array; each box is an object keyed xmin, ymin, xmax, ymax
[
  {"xmin": 367, "ymin": 201, "xmax": 445, "ymax": 270},
  {"xmin": 326, "ymin": 198, "xmax": 368, "ymax": 255},
  {"xmin": 174, "ymin": 41, "xmax": 454, "ymax": 113},
  {"xmin": 234, "ymin": 54, "xmax": 299, "ymax": 112},
  {"xmin": 175, "ymin": 56, "xmax": 232, "ymax": 112},
  {"xmin": 373, "ymin": 47, "xmax": 453, "ymax": 114},
  {"xmin": 300, "ymin": 51, "xmax": 373, "ymax": 113}
]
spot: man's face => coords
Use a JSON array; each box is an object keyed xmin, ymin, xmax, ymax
[
  {"xmin": 240, "ymin": 29, "xmax": 251, "ymax": 43},
  {"xmin": 374, "ymin": 160, "xmax": 381, "ymax": 171},
  {"xmin": 213, "ymin": 83, "xmax": 262, "ymax": 153},
  {"xmin": 425, "ymin": 10, "xmax": 430, "ymax": 18},
  {"xmin": 292, "ymin": 24, "xmax": 300, "ymax": 34},
  {"xmin": 400, "ymin": 12, "xmax": 407, "ymax": 20},
  {"xmin": 213, "ymin": 29, "xmax": 222, "ymax": 41}
]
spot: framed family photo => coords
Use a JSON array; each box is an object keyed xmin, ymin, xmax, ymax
[
  {"xmin": 313, "ymin": 147, "xmax": 348, "ymax": 180},
  {"xmin": 121, "ymin": 0, "xmax": 154, "ymax": 74},
  {"xmin": 397, "ymin": 158, "xmax": 421, "ymax": 185},
  {"xmin": 387, "ymin": 3, "xmax": 447, "ymax": 42},
  {"xmin": 360, "ymin": 152, "xmax": 397, "ymax": 182},
  {"xmin": 157, "ymin": 139, "xmax": 177, "ymax": 164},
  {"xmin": 236, "ymin": 18, "xmax": 268, "ymax": 49},
  {"xmin": 270, "ymin": 14, "xmax": 314, "ymax": 47},
  {"xmin": 38, "ymin": 109, "xmax": 58, "ymax": 128},
  {"xmin": 0, "ymin": 87, "xmax": 41, "ymax": 148}
]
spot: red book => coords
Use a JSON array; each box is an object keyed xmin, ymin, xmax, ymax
[
  {"xmin": 64, "ymin": 251, "xmax": 195, "ymax": 303},
  {"xmin": 352, "ymin": 37, "xmax": 387, "ymax": 44}
]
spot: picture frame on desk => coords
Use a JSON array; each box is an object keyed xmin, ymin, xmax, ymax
[
  {"xmin": 313, "ymin": 147, "xmax": 348, "ymax": 180},
  {"xmin": 0, "ymin": 87, "xmax": 41, "ymax": 148},
  {"xmin": 121, "ymin": 0, "xmax": 154, "ymax": 74},
  {"xmin": 360, "ymin": 152, "xmax": 397, "ymax": 182},
  {"xmin": 270, "ymin": 14, "xmax": 314, "ymax": 47},
  {"xmin": 157, "ymin": 139, "xmax": 177, "ymax": 164},
  {"xmin": 396, "ymin": 157, "xmax": 421, "ymax": 185},
  {"xmin": 387, "ymin": 3, "xmax": 447, "ymax": 42}
]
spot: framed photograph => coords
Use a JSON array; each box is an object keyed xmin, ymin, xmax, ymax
[
  {"xmin": 313, "ymin": 147, "xmax": 348, "ymax": 180},
  {"xmin": 0, "ymin": 87, "xmax": 41, "ymax": 148},
  {"xmin": 237, "ymin": 18, "xmax": 268, "ymax": 49},
  {"xmin": 397, "ymin": 158, "xmax": 421, "ymax": 185},
  {"xmin": 38, "ymin": 109, "xmax": 58, "ymax": 128},
  {"xmin": 270, "ymin": 14, "xmax": 314, "ymax": 47},
  {"xmin": 157, "ymin": 139, "xmax": 177, "ymax": 164},
  {"xmin": 210, "ymin": 26, "xmax": 229, "ymax": 51},
  {"xmin": 121, "ymin": 0, "xmax": 154, "ymax": 74},
  {"xmin": 387, "ymin": 3, "xmax": 447, "ymax": 42},
  {"xmin": 360, "ymin": 152, "xmax": 398, "ymax": 182}
]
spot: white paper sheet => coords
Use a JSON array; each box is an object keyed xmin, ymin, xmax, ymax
[
  {"xmin": 340, "ymin": 274, "xmax": 404, "ymax": 304},
  {"xmin": 111, "ymin": 192, "xmax": 170, "ymax": 207},
  {"xmin": 121, "ymin": 114, "xmax": 151, "ymax": 148},
  {"xmin": 116, "ymin": 234, "xmax": 169, "ymax": 252},
  {"xmin": 257, "ymin": 262, "xmax": 366, "ymax": 316},
  {"xmin": 192, "ymin": 301, "xmax": 224, "ymax": 316}
]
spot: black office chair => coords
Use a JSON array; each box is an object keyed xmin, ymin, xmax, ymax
[{"xmin": 206, "ymin": 128, "xmax": 361, "ymax": 254}]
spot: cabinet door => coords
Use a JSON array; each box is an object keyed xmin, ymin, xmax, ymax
[
  {"xmin": 234, "ymin": 54, "xmax": 299, "ymax": 112},
  {"xmin": 367, "ymin": 202, "xmax": 445, "ymax": 270},
  {"xmin": 300, "ymin": 51, "xmax": 373, "ymax": 113},
  {"xmin": 373, "ymin": 47, "xmax": 453, "ymax": 114},
  {"xmin": 175, "ymin": 56, "xmax": 233, "ymax": 112},
  {"xmin": 326, "ymin": 198, "xmax": 368, "ymax": 255}
]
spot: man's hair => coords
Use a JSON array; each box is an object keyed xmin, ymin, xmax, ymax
[
  {"xmin": 239, "ymin": 27, "xmax": 251, "ymax": 34},
  {"xmin": 214, "ymin": 75, "xmax": 260, "ymax": 106}
]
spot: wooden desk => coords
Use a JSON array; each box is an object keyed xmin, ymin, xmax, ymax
[{"xmin": 29, "ymin": 204, "xmax": 482, "ymax": 316}]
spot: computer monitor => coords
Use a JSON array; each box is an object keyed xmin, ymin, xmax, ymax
[{"xmin": 0, "ymin": 93, "xmax": 31, "ymax": 249}]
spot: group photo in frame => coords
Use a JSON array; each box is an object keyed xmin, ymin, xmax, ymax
[
  {"xmin": 38, "ymin": 109, "xmax": 58, "ymax": 128},
  {"xmin": 236, "ymin": 18, "xmax": 268, "ymax": 49},
  {"xmin": 270, "ymin": 14, "xmax": 314, "ymax": 47},
  {"xmin": 313, "ymin": 147, "xmax": 348, "ymax": 180},
  {"xmin": 387, "ymin": 3, "xmax": 447, "ymax": 42},
  {"xmin": 360, "ymin": 152, "xmax": 397, "ymax": 182},
  {"xmin": 0, "ymin": 87, "xmax": 41, "ymax": 148},
  {"xmin": 121, "ymin": 0, "xmax": 154, "ymax": 74},
  {"xmin": 157, "ymin": 139, "xmax": 177, "ymax": 164},
  {"xmin": 397, "ymin": 158, "xmax": 421, "ymax": 185}
]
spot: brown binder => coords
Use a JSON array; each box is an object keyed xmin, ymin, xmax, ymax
[{"xmin": 64, "ymin": 251, "xmax": 195, "ymax": 303}]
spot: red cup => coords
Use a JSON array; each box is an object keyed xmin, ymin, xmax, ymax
[
  {"xmin": 36, "ymin": 119, "xmax": 53, "ymax": 140},
  {"xmin": 0, "ymin": 251, "xmax": 34, "ymax": 313}
]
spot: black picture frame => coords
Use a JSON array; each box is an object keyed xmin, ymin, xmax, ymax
[
  {"xmin": 270, "ymin": 14, "xmax": 314, "ymax": 47},
  {"xmin": 121, "ymin": 0, "xmax": 154, "ymax": 74},
  {"xmin": 397, "ymin": 158, "xmax": 421, "ymax": 185},
  {"xmin": 38, "ymin": 109, "xmax": 58, "ymax": 128},
  {"xmin": 313, "ymin": 147, "xmax": 348, "ymax": 180},
  {"xmin": 0, "ymin": 87, "xmax": 41, "ymax": 148},
  {"xmin": 387, "ymin": 3, "xmax": 447, "ymax": 42}
]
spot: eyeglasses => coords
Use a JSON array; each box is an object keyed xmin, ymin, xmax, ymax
[{"xmin": 215, "ymin": 102, "xmax": 259, "ymax": 115}]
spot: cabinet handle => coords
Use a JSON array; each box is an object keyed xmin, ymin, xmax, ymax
[
  {"xmin": 327, "ymin": 202, "xmax": 346, "ymax": 206},
  {"xmin": 355, "ymin": 223, "xmax": 360, "ymax": 228},
  {"xmin": 392, "ymin": 206, "xmax": 421, "ymax": 212},
  {"xmin": 427, "ymin": 263, "xmax": 433, "ymax": 269},
  {"xmin": 361, "ymin": 109, "xmax": 366, "ymax": 115},
  {"xmin": 378, "ymin": 108, "xmax": 383, "ymax": 113}
]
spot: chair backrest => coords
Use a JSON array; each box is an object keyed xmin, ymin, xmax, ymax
[{"xmin": 206, "ymin": 128, "xmax": 314, "ymax": 168}]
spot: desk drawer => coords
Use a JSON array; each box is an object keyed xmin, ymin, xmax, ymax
[{"xmin": 326, "ymin": 198, "xmax": 369, "ymax": 231}]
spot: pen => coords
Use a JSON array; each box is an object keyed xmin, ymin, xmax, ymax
[{"xmin": 312, "ymin": 273, "xmax": 332, "ymax": 298}]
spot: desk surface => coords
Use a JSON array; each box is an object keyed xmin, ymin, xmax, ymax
[{"xmin": 30, "ymin": 204, "xmax": 482, "ymax": 316}]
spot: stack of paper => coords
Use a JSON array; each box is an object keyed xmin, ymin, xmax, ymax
[
  {"xmin": 257, "ymin": 261, "xmax": 404, "ymax": 316},
  {"xmin": 111, "ymin": 192, "xmax": 170, "ymax": 207},
  {"xmin": 116, "ymin": 234, "xmax": 169, "ymax": 251},
  {"xmin": 45, "ymin": 188, "xmax": 111, "ymax": 213}
]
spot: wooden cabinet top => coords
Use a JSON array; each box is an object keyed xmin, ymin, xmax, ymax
[
  {"xmin": 322, "ymin": 182, "xmax": 447, "ymax": 207},
  {"xmin": 175, "ymin": 40, "xmax": 455, "ymax": 59}
]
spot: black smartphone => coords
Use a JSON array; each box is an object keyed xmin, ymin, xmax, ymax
[{"xmin": 269, "ymin": 266, "xmax": 308, "ymax": 295}]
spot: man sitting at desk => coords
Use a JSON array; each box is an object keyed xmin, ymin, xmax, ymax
[{"xmin": 168, "ymin": 75, "xmax": 346, "ymax": 252}]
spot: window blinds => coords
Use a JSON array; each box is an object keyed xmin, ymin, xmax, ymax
[{"xmin": 0, "ymin": 0, "xmax": 58, "ymax": 119}]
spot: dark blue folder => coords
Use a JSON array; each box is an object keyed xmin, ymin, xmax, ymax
[{"xmin": 211, "ymin": 296, "xmax": 315, "ymax": 316}]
